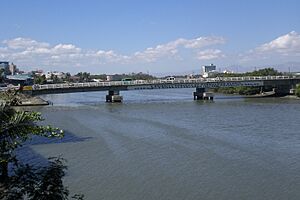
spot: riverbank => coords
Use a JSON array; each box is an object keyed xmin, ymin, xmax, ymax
[
  {"xmin": 17, "ymin": 95, "xmax": 49, "ymax": 106},
  {"xmin": 0, "ymin": 92, "xmax": 49, "ymax": 106},
  {"xmin": 280, "ymin": 95, "xmax": 300, "ymax": 100}
]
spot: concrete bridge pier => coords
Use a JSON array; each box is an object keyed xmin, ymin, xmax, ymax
[
  {"xmin": 194, "ymin": 87, "xmax": 205, "ymax": 100},
  {"xmin": 106, "ymin": 90, "xmax": 123, "ymax": 103},
  {"xmin": 203, "ymin": 92, "xmax": 214, "ymax": 100},
  {"xmin": 194, "ymin": 88, "xmax": 214, "ymax": 100}
]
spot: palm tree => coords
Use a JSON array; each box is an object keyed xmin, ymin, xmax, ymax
[
  {"xmin": 0, "ymin": 102, "xmax": 63, "ymax": 181},
  {"xmin": 0, "ymin": 92, "xmax": 84, "ymax": 199}
]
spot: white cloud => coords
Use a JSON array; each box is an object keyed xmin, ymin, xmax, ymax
[
  {"xmin": 196, "ymin": 49, "xmax": 225, "ymax": 60},
  {"xmin": 184, "ymin": 36, "xmax": 225, "ymax": 49},
  {"xmin": 3, "ymin": 37, "xmax": 50, "ymax": 49},
  {"xmin": 133, "ymin": 36, "xmax": 225, "ymax": 62},
  {"xmin": 52, "ymin": 44, "xmax": 81, "ymax": 54},
  {"xmin": 0, "ymin": 35, "xmax": 226, "ymax": 71},
  {"xmin": 255, "ymin": 31, "xmax": 300, "ymax": 55},
  {"xmin": 0, "ymin": 38, "xmax": 122, "ymax": 67},
  {"xmin": 240, "ymin": 31, "xmax": 300, "ymax": 64}
]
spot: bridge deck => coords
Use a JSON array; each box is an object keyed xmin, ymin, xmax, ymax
[{"xmin": 33, "ymin": 76, "xmax": 295, "ymax": 91}]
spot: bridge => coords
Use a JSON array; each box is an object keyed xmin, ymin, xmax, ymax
[{"xmin": 26, "ymin": 76, "xmax": 300, "ymax": 102}]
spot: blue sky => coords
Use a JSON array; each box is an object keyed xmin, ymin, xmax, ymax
[{"xmin": 0, "ymin": 0, "xmax": 300, "ymax": 74}]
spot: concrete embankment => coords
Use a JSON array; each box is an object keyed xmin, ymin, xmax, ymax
[
  {"xmin": 0, "ymin": 92, "xmax": 49, "ymax": 106},
  {"xmin": 280, "ymin": 95, "xmax": 300, "ymax": 100},
  {"xmin": 17, "ymin": 96, "xmax": 49, "ymax": 106}
]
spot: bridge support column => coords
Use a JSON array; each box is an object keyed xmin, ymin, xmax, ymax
[
  {"xmin": 106, "ymin": 90, "xmax": 123, "ymax": 103},
  {"xmin": 203, "ymin": 92, "xmax": 214, "ymax": 100},
  {"xmin": 194, "ymin": 88, "xmax": 214, "ymax": 100},
  {"xmin": 194, "ymin": 88, "xmax": 204, "ymax": 100}
]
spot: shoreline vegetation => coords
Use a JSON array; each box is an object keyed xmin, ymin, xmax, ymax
[
  {"xmin": 0, "ymin": 92, "xmax": 84, "ymax": 199},
  {"xmin": 296, "ymin": 84, "xmax": 300, "ymax": 97}
]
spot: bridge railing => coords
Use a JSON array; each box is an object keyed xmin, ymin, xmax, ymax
[{"xmin": 32, "ymin": 75, "xmax": 294, "ymax": 90}]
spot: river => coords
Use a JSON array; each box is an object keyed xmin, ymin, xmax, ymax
[{"xmin": 23, "ymin": 88, "xmax": 300, "ymax": 200}]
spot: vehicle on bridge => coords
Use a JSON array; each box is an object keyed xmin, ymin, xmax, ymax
[
  {"xmin": 122, "ymin": 78, "xmax": 133, "ymax": 82},
  {"xmin": 165, "ymin": 76, "xmax": 175, "ymax": 81}
]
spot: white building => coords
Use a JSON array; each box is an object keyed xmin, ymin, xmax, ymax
[
  {"xmin": 202, "ymin": 64, "xmax": 217, "ymax": 78},
  {"xmin": 45, "ymin": 71, "xmax": 66, "ymax": 79},
  {"xmin": 223, "ymin": 69, "xmax": 233, "ymax": 74}
]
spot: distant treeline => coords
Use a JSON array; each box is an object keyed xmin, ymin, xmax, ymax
[
  {"xmin": 33, "ymin": 72, "xmax": 157, "ymax": 84},
  {"xmin": 90, "ymin": 72, "xmax": 157, "ymax": 81},
  {"xmin": 216, "ymin": 67, "xmax": 283, "ymax": 77},
  {"xmin": 214, "ymin": 68, "xmax": 282, "ymax": 95}
]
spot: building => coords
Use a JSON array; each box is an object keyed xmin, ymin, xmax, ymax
[
  {"xmin": 202, "ymin": 64, "xmax": 217, "ymax": 78},
  {"xmin": 106, "ymin": 75, "xmax": 122, "ymax": 81},
  {"xmin": 223, "ymin": 69, "xmax": 233, "ymax": 74},
  {"xmin": 45, "ymin": 71, "xmax": 66, "ymax": 79},
  {"xmin": 31, "ymin": 69, "xmax": 44, "ymax": 76},
  {"xmin": 0, "ymin": 61, "xmax": 10, "ymax": 76},
  {"xmin": 6, "ymin": 74, "xmax": 34, "ymax": 86},
  {"xmin": 0, "ymin": 62, "xmax": 19, "ymax": 76},
  {"xmin": 9, "ymin": 63, "xmax": 17, "ymax": 75},
  {"xmin": 69, "ymin": 76, "xmax": 80, "ymax": 82}
]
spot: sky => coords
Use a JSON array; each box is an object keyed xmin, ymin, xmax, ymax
[{"xmin": 0, "ymin": 0, "xmax": 300, "ymax": 75}]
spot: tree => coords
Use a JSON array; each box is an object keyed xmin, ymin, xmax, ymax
[
  {"xmin": 244, "ymin": 68, "xmax": 282, "ymax": 76},
  {"xmin": 75, "ymin": 72, "xmax": 91, "ymax": 82},
  {"xmin": 296, "ymin": 84, "xmax": 300, "ymax": 97},
  {"xmin": 53, "ymin": 75, "xmax": 60, "ymax": 83},
  {"xmin": 0, "ymin": 89, "xmax": 21, "ymax": 106},
  {"xmin": 75, "ymin": 72, "xmax": 83, "ymax": 82},
  {"xmin": 34, "ymin": 75, "xmax": 47, "ymax": 85},
  {"xmin": 0, "ymin": 93, "xmax": 84, "ymax": 199},
  {"xmin": 82, "ymin": 72, "xmax": 90, "ymax": 82},
  {"xmin": 0, "ymin": 102, "xmax": 63, "ymax": 181},
  {"xmin": 1, "ymin": 156, "xmax": 84, "ymax": 200},
  {"xmin": 64, "ymin": 73, "xmax": 71, "ymax": 82},
  {"xmin": 0, "ymin": 68, "xmax": 5, "ymax": 83}
]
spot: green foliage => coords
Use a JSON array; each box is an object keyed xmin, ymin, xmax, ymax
[
  {"xmin": 215, "ymin": 86, "xmax": 261, "ymax": 95},
  {"xmin": 214, "ymin": 68, "xmax": 282, "ymax": 95},
  {"xmin": 64, "ymin": 73, "xmax": 71, "ymax": 82},
  {"xmin": 0, "ymin": 102, "xmax": 84, "ymax": 199},
  {"xmin": 1, "ymin": 157, "xmax": 84, "ymax": 200},
  {"xmin": 75, "ymin": 72, "xmax": 91, "ymax": 82},
  {"xmin": 34, "ymin": 75, "xmax": 47, "ymax": 85},
  {"xmin": 117, "ymin": 72, "xmax": 157, "ymax": 81},
  {"xmin": 89, "ymin": 72, "xmax": 156, "ymax": 81},
  {"xmin": 244, "ymin": 68, "xmax": 282, "ymax": 76},
  {"xmin": 0, "ymin": 89, "xmax": 84, "ymax": 199},
  {"xmin": 217, "ymin": 67, "xmax": 282, "ymax": 78},
  {"xmin": 0, "ymin": 103, "xmax": 64, "ymax": 179},
  {"xmin": 296, "ymin": 84, "xmax": 300, "ymax": 97},
  {"xmin": 0, "ymin": 89, "xmax": 21, "ymax": 106},
  {"xmin": 0, "ymin": 68, "xmax": 5, "ymax": 83}
]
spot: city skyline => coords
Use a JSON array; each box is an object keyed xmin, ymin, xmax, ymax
[{"xmin": 0, "ymin": 0, "xmax": 300, "ymax": 74}]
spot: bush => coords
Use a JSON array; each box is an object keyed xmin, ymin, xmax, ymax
[
  {"xmin": 296, "ymin": 85, "xmax": 300, "ymax": 97},
  {"xmin": 0, "ymin": 95, "xmax": 84, "ymax": 199}
]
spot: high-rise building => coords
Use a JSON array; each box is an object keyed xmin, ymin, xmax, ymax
[
  {"xmin": 0, "ymin": 61, "xmax": 10, "ymax": 76},
  {"xmin": 202, "ymin": 64, "xmax": 217, "ymax": 78},
  {"xmin": 9, "ymin": 63, "xmax": 17, "ymax": 75}
]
